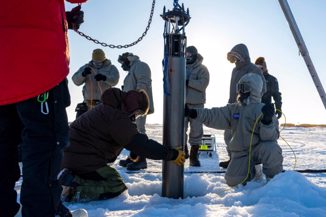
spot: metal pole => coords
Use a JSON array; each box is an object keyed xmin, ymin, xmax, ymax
[
  {"xmin": 161, "ymin": 2, "xmax": 190, "ymax": 198},
  {"xmin": 278, "ymin": 0, "xmax": 326, "ymax": 109}
]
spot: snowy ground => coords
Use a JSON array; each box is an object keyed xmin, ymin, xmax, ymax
[{"xmin": 15, "ymin": 125, "xmax": 326, "ymax": 217}]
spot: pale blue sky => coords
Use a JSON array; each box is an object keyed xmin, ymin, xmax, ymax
[{"xmin": 65, "ymin": 0, "xmax": 326, "ymax": 124}]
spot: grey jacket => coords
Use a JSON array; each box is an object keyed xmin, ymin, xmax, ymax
[
  {"xmin": 228, "ymin": 44, "xmax": 266, "ymax": 103},
  {"xmin": 197, "ymin": 103, "xmax": 279, "ymax": 153},
  {"xmin": 186, "ymin": 53, "xmax": 210, "ymax": 105},
  {"xmin": 123, "ymin": 55, "xmax": 154, "ymax": 114},
  {"xmin": 72, "ymin": 59, "xmax": 120, "ymax": 101},
  {"xmin": 196, "ymin": 73, "xmax": 282, "ymax": 186}
]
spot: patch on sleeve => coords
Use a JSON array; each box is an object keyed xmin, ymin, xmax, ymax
[{"xmin": 232, "ymin": 113, "xmax": 240, "ymax": 119}]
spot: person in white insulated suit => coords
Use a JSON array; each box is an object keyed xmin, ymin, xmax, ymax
[
  {"xmin": 185, "ymin": 73, "xmax": 283, "ymax": 186},
  {"xmin": 185, "ymin": 46, "xmax": 210, "ymax": 167},
  {"xmin": 72, "ymin": 48, "xmax": 120, "ymax": 118},
  {"xmin": 117, "ymin": 52, "xmax": 154, "ymax": 171}
]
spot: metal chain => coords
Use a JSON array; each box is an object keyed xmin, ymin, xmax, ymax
[{"xmin": 74, "ymin": 0, "xmax": 156, "ymax": 49}]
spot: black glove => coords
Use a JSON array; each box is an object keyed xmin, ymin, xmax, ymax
[
  {"xmin": 66, "ymin": 5, "xmax": 84, "ymax": 30},
  {"xmin": 94, "ymin": 73, "xmax": 107, "ymax": 81},
  {"xmin": 185, "ymin": 104, "xmax": 197, "ymax": 119},
  {"xmin": 81, "ymin": 67, "xmax": 92, "ymax": 77},
  {"xmin": 186, "ymin": 80, "xmax": 189, "ymax": 86},
  {"xmin": 276, "ymin": 108, "xmax": 282, "ymax": 119},
  {"xmin": 261, "ymin": 103, "xmax": 275, "ymax": 124}
]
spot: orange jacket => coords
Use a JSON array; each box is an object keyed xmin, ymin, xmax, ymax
[{"xmin": 0, "ymin": 0, "xmax": 87, "ymax": 105}]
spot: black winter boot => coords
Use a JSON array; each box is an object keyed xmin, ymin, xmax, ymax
[
  {"xmin": 219, "ymin": 159, "xmax": 230, "ymax": 169},
  {"xmin": 57, "ymin": 169, "xmax": 79, "ymax": 202},
  {"xmin": 127, "ymin": 157, "xmax": 147, "ymax": 171},
  {"xmin": 119, "ymin": 157, "xmax": 133, "ymax": 167},
  {"xmin": 189, "ymin": 145, "xmax": 200, "ymax": 167}
]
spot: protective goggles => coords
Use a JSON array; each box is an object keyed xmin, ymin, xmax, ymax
[
  {"xmin": 227, "ymin": 52, "xmax": 244, "ymax": 63},
  {"xmin": 237, "ymin": 82, "xmax": 251, "ymax": 94}
]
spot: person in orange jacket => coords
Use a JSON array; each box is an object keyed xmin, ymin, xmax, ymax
[{"xmin": 0, "ymin": 1, "xmax": 86, "ymax": 216}]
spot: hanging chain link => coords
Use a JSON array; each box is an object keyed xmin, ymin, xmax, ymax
[{"xmin": 74, "ymin": 0, "xmax": 156, "ymax": 49}]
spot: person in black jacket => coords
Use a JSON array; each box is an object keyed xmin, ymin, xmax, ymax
[
  {"xmin": 58, "ymin": 88, "xmax": 185, "ymax": 202},
  {"xmin": 255, "ymin": 57, "xmax": 283, "ymax": 119}
]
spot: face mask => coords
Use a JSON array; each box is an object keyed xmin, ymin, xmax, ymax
[
  {"xmin": 256, "ymin": 64, "xmax": 267, "ymax": 73},
  {"xmin": 122, "ymin": 61, "xmax": 131, "ymax": 71},
  {"xmin": 237, "ymin": 92, "xmax": 251, "ymax": 105},
  {"xmin": 118, "ymin": 54, "xmax": 131, "ymax": 71},
  {"xmin": 93, "ymin": 61, "xmax": 103, "ymax": 68},
  {"xmin": 186, "ymin": 52, "xmax": 197, "ymax": 64},
  {"xmin": 236, "ymin": 82, "xmax": 251, "ymax": 105}
]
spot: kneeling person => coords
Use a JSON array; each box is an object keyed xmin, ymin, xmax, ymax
[
  {"xmin": 59, "ymin": 88, "xmax": 185, "ymax": 202},
  {"xmin": 185, "ymin": 73, "xmax": 283, "ymax": 186}
]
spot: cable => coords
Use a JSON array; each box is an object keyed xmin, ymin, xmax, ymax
[
  {"xmin": 125, "ymin": 169, "xmax": 326, "ymax": 175},
  {"xmin": 277, "ymin": 110, "xmax": 298, "ymax": 170},
  {"xmin": 240, "ymin": 113, "xmax": 263, "ymax": 185}
]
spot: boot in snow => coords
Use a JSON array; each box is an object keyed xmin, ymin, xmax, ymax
[
  {"xmin": 189, "ymin": 145, "xmax": 200, "ymax": 167},
  {"xmin": 119, "ymin": 157, "xmax": 133, "ymax": 167},
  {"xmin": 127, "ymin": 158, "xmax": 147, "ymax": 171},
  {"xmin": 57, "ymin": 169, "xmax": 78, "ymax": 202},
  {"xmin": 219, "ymin": 159, "xmax": 230, "ymax": 169}
]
